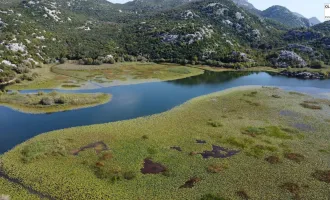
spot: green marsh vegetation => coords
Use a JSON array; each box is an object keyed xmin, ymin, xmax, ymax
[
  {"xmin": 7, "ymin": 62, "xmax": 204, "ymax": 90},
  {"xmin": 0, "ymin": 91, "xmax": 111, "ymax": 114},
  {"xmin": 52, "ymin": 62, "xmax": 204, "ymax": 86},
  {"xmin": 1, "ymin": 87, "xmax": 330, "ymax": 199}
]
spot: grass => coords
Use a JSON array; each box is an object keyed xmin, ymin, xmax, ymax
[
  {"xmin": 0, "ymin": 177, "xmax": 41, "ymax": 199},
  {"xmin": 6, "ymin": 65, "xmax": 73, "ymax": 90},
  {"xmin": 1, "ymin": 86, "xmax": 330, "ymax": 199},
  {"xmin": 52, "ymin": 62, "xmax": 204, "ymax": 87},
  {"xmin": 5, "ymin": 62, "xmax": 204, "ymax": 90},
  {"xmin": 0, "ymin": 91, "xmax": 111, "ymax": 114}
]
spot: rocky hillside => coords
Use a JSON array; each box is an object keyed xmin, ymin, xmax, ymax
[
  {"xmin": 309, "ymin": 17, "xmax": 321, "ymax": 26},
  {"xmin": 231, "ymin": 0, "xmax": 260, "ymax": 15},
  {"xmin": 122, "ymin": 0, "xmax": 199, "ymax": 13},
  {"xmin": 0, "ymin": 0, "xmax": 329, "ymax": 84},
  {"xmin": 261, "ymin": 6, "xmax": 311, "ymax": 28}
]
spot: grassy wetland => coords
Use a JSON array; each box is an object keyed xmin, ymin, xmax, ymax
[
  {"xmin": 7, "ymin": 62, "xmax": 204, "ymax": 90},
  {"xmin": 0, "ymin": 91, "xmax": 111, "ymax": 114},
  {"xmin": 1, "ymin": 86, "xmax": 330, "ymax": 199}
]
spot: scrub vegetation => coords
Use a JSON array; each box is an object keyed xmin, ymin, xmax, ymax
[
  {"xmin": 1, "ymin": 86, "xmax": 330, "ymax": 199},
  {"xmin": 0, "ymin": 91, "xmax": 111, "ymax": 114},
  {"xmin": 7, "ymin": 62, "xmax": 204, "ymax": 90},
  {"xmin": 52, "ymin": 62, "xmax": 204, "ymax": 86}
]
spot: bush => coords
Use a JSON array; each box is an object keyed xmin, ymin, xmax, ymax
[
  {"xmin": 60, "ymin": 57, "xmax": 68, "ymax": 64},
  {"xmin": 54, "ymin": 96, "xmax": 66, "ymax": 104},
  {"xmin": 310, "ymin": 60, "xmax": 324, "ymax": 69},
  {"xmin": 21, "ymin": 139, "xmax": 67, "ymax": 163},
  {"xmin": 123, "ymin": 171, "xmax": 137, "ymax": 180},
  {"xmin": 40, "ymin": 97, "xmax": 54, "ymax": 105}
]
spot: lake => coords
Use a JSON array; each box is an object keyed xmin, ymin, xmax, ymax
[{"xmin": 1, "ymin": 71, "xmax": 330, "ymax": 154}]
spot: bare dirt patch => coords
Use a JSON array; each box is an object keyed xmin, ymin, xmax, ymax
[
  {"xmin": 200, "ymin": 145, "xmax": 240, "ymax": 159},
  {"xmin": 141, "ymin": 159, "xmax": 167, "ymax": 174}
]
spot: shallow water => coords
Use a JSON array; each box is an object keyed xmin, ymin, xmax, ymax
[{"xmin": 1, "ymin": 71, "xmax": 330, "ymax": 154}]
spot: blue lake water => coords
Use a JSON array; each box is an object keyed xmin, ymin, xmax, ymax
[{"xmin": 1, "ymin": 71, "xmax": 330, "ymax": 154}]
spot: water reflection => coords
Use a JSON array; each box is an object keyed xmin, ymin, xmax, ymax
[{"xmin": 1, "ymin": 71, "xmax": 330, "ymax": 153}]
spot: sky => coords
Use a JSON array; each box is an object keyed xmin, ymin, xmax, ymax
[{"xmin": 108, "ymin": 0, "xmax": 327, "ymax": 22}]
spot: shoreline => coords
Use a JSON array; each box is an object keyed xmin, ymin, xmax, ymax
[
  {"xmin": 6, "ymin": 63, "xmax": 205, "ymax": 91},
  {"xmin": 1, "ymin": 85, "xmax": 329, "ymax": 199},
  {"xmin": 0, "ymin": 93, "xmax": 111, "ymax": 114}
]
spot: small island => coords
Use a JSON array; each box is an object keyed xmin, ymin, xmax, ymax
[{"xmin": 0, "ymin": 91, "xmax": 111, "ymax": 114}]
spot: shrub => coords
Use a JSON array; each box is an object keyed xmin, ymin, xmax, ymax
[
  {"xmin": 310, "ymin": 60, "xmax": 324, "ymax": 69},
  {"xmin": 40, "ymin": 97, "xmax": 54, "ymax": 105},
  {"xmin": 21, "ymin": 139, "xmax": 67, "ymax": 163},
  {"xmin": 207, "ymin": 120, "xmax": 223, "ymax": 127},
  {"xmin": 49, "ymin": 91, "xmax": 58, "ymax": 97},
  {"xmin": 60, "ymin": 57, "xmax": 68, "ymax": 64},
  {"xmin": 94, "ymin": 165, "xmax": 122, "ymax": 182},
  {"xmin": 32, "ymin": 72, "xmax": 38, "ymax": 78},
  {"xmin": 54, "ymin": 96, "xmax": 66, "ymax": 104},
  {"xmin": 142, "ymin": 135, "xmax": 149, "ymax": 140},
  {"xmin": 242, "ymin": 127, "xmax": 266, "ymax": 137},
  {"xmin": 123, "ymin": 171, "xmax": 137, "ymax": 180}
]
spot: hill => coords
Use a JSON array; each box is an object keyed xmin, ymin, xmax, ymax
[
  {"xmin": 0, "ymin": 0, "xmax": 329, "ymax": 85},
  {"xmin": 261, "ymin": 6, "xmax": 311, "ymax": 28}
]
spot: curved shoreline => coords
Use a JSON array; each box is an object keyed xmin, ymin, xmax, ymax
[
  {"xmin": 2, "ymin": 85, "xmax": 329, "ymax": 199},
  {"xmin": 7, "ymin": 63, "xmax": 205, "ymax": 91}
]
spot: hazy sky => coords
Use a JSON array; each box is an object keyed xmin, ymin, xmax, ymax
[{"xmin": 109, "ymin": 0, "xmax": 326, "ymax": 21}]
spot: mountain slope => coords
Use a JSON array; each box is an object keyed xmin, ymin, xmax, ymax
[
  {"xmin": 231, "ymin": 0, "xmax": 261, "ymax": 15},
  {"xmin": 122, "ymin": 0, "xmax": 199, "ymax": 13},
  {"xmin": 121, "ymin": 0, "xmax": 286, "ymax": 63},
  {"xmin": 0, "ymin": 0, "xmax": 329, "ymax": 84},
  {"xmin": 261, "ymin": 6, "xmax": 311, "ymax": 28},
  {"xmin": 309, "ymin": 17, "xmax": 321, "ymax": 26}
]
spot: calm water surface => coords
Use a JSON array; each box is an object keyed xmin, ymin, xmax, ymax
[{"xmin": 1, "ymin": 71, "xmax": 330, "ymax": 153}]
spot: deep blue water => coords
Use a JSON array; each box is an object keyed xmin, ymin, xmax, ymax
[{"xmin": 1, "ymin": 71, "xmax": 330, "ymax": 154}]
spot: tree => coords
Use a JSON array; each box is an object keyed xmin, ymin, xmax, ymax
[{"xmin": 310, "ymin": 60, "xmax": 324, "ymax": 69}]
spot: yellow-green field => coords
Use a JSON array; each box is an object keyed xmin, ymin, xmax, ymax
[
  {"xmin": 1, "ymin": 86, "xmax": 330, "ymax": 199},
  {"xmin": 7, "ymin": 62, "xmax": 204, "ymax": 90},
  {"xmin": 0, "ymin": 91, "xmax": 111, "ymax": 114},
  {"xmin": 6, "ymin": 65, "xmax": 74, "ymax": 90},
  {"xmin": 0, "ymin": 177, "xmax": 40, "ymax": 199}
]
